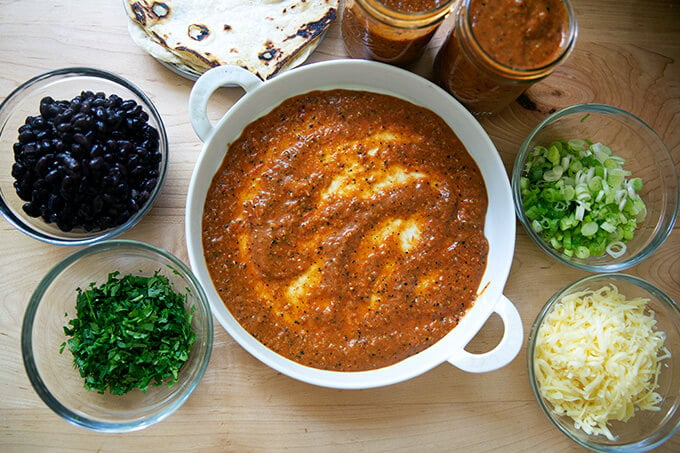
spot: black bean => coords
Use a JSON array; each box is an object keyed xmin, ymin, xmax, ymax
[
  {"xmin": 113, "ymin": 182, "xmax": 126, "ymax": 196},
  {"xmin": 127, "ymin": 154, "xmax": 139, "ymax": 167},
  {"xmin": 130, "ymin": 165, "xmax": 145, "ymax": 179},
  {"xmin": 39, "ymin": 97, "xmax": 55, "ymax": 117},
  {"xmin": 89, "ymin": 156, "xmax": 106, "ymax": 172},
  {"xmin": 11, "ymin": 162, "xmax": 25, "ymax": 179},
  {"xmin": 28, "ymin": 116, "xmax": 46, "ymax": 129},
  {"xmin": 60, "ymin": 175, "xmax": 76, "ymax": 199},
  {"xmin": 35, "ymin": 154, "xmax": 53, "ymax": 176},
  {"xmin": 55, "ymin": 122, "xmax": 72, "ymax": 133},
  {"xmin": 70, "ymin": 142, "xmax": 84, "ymax": 157},
  {"xmin": 111, "ymin": 109, "xmax": 124, "ymax": 125},
  {"xmin": 22, "ymin": 202, "xmax": 41, "ymax": 217},
  {"xmin": 72, "ymin": 113, "xmax": 93, "ymax": 129},
  {"xmin": 47, "ymin": 193, "xmax": 62, "ymax": 212},
  {"xmin": 143, "ymin": 177, "xmax": 157, "ymax": 192},
  {"xmin": 141, "ymin": 124, "xmax": 158, "ymax": 139},
  {"xmin": 15, "ymin": 182, "xmax": 32, "ymax": 201},
  {"xmin": 60, "ymin": 154, "xmax": 80, "ymax": 173},
  {"xmin": 72, "ymin": 132, "xmax": 90, "ymax": 148},
  {"xmin": 32, "ymin": 183, "xmax": 48, "ymax": 203},
  {"xmin": 70, "ymin": 96, "xmax": 82, "ymax": 111},
  {"xmin": 90, "ymin": 143, "xmax": 105, "ymax": 157},
  {"xmin": 120, "ymin": 99, "xmax": 136, "ymax": 111},
  {"xmin": 137, "ymin": 190, "xmax": 150, "ymax": 204},
  {"xmin": 52, "ymin": 139, "xmax": 65, "ymax": 153},
  {"xmin": 44, "ymin": 169, "xmax": 61, "ymax": 185},
  {"xmin": 39, "ymin": 139, "xmax": 53, "ymax": 152},
  {"xmin": 95, "ymin": 120, "xmax": 107, "ymax": 133},
  {"xmin": 18, "ymin": 131, "xmax": 36, "ymax": 144},
  {"xmin": 56, "ymin": 218, "xmax": 73, "ymax": 232},
  {"xmin": 125, "ymin": 117, "xmax": 140, "ymax": 130},
  {"xmin": 117, "ymin": 139, "xmax": 133, "ymax": 154},
  {"xmin": 11, "ymin": 91, "xmax": 162, "ymax": 232},
  {"xmin": 54, "ymin": 108, "xmax": 74, "ymax": 124},
  {"xmin": 80, "ymin": 97, "xmax": 93, "ymax": 113}
]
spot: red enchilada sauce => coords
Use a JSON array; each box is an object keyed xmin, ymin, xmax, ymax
[
  {"xmin": 342, "ymin": 0, "xmax": 453, "ymax": 66},
  {"xmin": 202, "ymin": 90, "xmax": 488, "ymax": 371},
  {"xmin": 433, "ymin": 0, "xmax": 575, "ymax": 114}
]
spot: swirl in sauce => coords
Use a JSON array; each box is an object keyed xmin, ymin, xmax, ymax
[{"xmin": 203, "ymin": 90, "xmax": 488, "ymax": 371}]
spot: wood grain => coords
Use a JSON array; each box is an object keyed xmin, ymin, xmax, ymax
[{"xmin": 0, "ymin": 0, "xmax": 678, "ymax": 451}]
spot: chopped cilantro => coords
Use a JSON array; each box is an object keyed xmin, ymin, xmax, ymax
[{"xmin": 61, "ymin": 270, "xmax": 196, "ymax": 395}]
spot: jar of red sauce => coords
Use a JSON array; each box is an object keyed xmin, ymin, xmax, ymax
[
  {"xmin": 433, "ymin": 0, "xmax": 577, "ymax": 115},
  {"xmin": 341, "ymin": 0, "xmax": 456, "ymax": 67}
]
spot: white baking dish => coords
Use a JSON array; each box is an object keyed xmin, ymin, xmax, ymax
[{"xmin": 185, "ymin": 60, "xmax": 522, "ymax": 389}]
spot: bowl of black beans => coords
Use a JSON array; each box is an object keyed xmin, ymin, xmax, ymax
[{"xmin": 0, "ymin": 67, "xmax": 167, "ymax": 245}]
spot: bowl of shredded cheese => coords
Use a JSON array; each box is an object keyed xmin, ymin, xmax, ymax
[
  {"xmin": 527, "ymin": 273, "xmax": 680, "ymax": 451},
  {"xmin": 512, "ymin": 103, "xmax": 678, "ymax": 272}
]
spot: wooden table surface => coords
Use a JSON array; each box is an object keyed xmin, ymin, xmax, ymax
[{"xmin": 1, "ymin": 0, "xmax": 678, "ymax": 451}]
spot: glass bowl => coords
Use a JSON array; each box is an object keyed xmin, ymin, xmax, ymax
[
  {"xmin": 0, "ymin": 67, "xmax": 168, "ymax": 246},
  {"xmin": 512, "ymin": 104, "xmax": 678, "ymax": 272},
  {"xmin": 21, "ymin": 240, "xmax": 213, "ymax": 432},
  {"xmin": 527, "ymin": 273, "xmax": 680, "ymax": 452}
]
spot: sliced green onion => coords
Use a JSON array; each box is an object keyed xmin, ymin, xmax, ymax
[
  {"xmin": 600, "ymin": 221, "xmax": 617, "ymax": 233},
  {"xmin": 606, "ymin": 241, "xmax": 627, "ymax": 258},
  {"xmin": 575, "ymin": 246, "xmax": 590, "ymax": 259},
  {"xmin": 581, "ymin": 222, "xmax": 598, "ymax": 236},
  {"xmin": 519, "ymin": 139, "xmax": 646, "ymax": 259},
  {"xmin": 630, "ymin": 177, "xmax": 643, "ymax": 192}
]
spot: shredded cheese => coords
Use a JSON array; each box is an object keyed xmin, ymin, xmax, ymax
[{"xmin": 534, "ymin": 284, "xmax": 670, "ymax": 440}]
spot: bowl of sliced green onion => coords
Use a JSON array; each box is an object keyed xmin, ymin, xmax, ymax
[{"xmin": 512, "ymin": 104, "xmax": 678, "ymax": 272}]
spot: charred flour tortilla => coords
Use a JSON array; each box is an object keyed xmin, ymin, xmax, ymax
[{"xmin": 125, "ymin": 0, "xmax": 338, "ymax": 80}]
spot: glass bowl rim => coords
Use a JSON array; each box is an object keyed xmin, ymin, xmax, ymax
[
  {"xmin": 526, "ymin": 272, "xmax": 680, "ymax": 452},
  {"xmin": 20, "ymin": 239, "xmax": 213, "ymax": 433},
  {"xmin": 0, "ymin": 67, "xmax": 169, "ymax": 246},
  {"xmin": 511, "ymin": 103, "xmax": 679, "ymax": 272}
]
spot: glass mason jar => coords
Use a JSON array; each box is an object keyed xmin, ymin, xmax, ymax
[
  {"xmin": 341, "ymin": 0, "xmax": 456, "ymax": 67},
  {"xmin": 433, "ymin": 0, "xmax": 578, "ymax": 115}
]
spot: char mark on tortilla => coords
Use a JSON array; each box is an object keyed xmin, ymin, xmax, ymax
[
  {"xmin": 151, "ymin": 2, "xmax": 170, "ymax": 18},
  {"xmin": 291, "ymin": 8, "xmax": 336, "ymax": 40},
  {"xmin": 188, "ymin": 23, "xmax": 210, "ymax": 41},
  {"xmin": 130, "ymin": 2, "xmax": 147, "ymax": 25}
]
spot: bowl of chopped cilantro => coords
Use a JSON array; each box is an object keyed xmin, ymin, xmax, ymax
[
  {"xmin": 527, "ymin": 273, "xmax": 680, "ymax": 451},
  {"xmin": 512, "ymin": 104, "xmax": 678, "ymax": 272},
  {"xmin": 21, "ymin": 239, "xmax": 213, "ymax": 432}
]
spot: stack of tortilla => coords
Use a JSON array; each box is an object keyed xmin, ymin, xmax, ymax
[{"xmin": 124, "ymin": 0, "xmax": 338, "ymax": 80}]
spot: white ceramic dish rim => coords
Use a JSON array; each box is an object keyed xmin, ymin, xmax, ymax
[{"xmin": 185, "ymin": 60, "xmax": 522, "ymax": 389}]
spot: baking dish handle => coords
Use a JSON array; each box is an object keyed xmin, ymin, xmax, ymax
[
  {"xmin": 447, "ymin": 295, "xmax": 523, "ymax": 373},
  {"xmin": 189, "ymin": 65, "xmax": 262, "ymax": 142}
]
